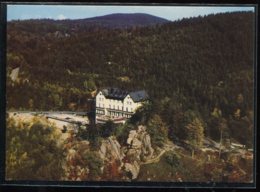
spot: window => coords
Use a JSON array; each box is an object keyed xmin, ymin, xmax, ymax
[
  {"xmin": 113, "ymin": 105, "xmax": 115, "ymax": 109},
  {"xmin": 109, "ymin": 104, "xmax": 111, "ymax": 108},
  {"xmin": 126, "ymin": 107, "xmax": 128, "ymax": 112}
]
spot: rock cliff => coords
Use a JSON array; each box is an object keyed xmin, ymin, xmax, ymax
[
  {"xmin": 63, "ymin": 125, "xmax": 154, "ymax": 180},
  {"xmin": 123, "ymin": 125, "xmax": 154, "ymax": 179}
]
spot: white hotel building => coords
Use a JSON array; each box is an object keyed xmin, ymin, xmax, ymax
[{"xmin": 95, "ymin": 88, "xmax": 149, "ymax": 119}]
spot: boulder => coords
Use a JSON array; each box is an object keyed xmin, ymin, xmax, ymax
[
  {"xmin": 127, "ymin": 130, "xmax": 137, "ymax": 145},
  {"xmin": 137, "ymin": 125, "xmax": 146, "ymax": 133},
  {"xmin": 141, "ymin": 133, "xmax": 154, "ymax": 158},
  {"xmin": 132, "ymin": 138, "xmax": 142, "ymax": 149},
  {"xmin": 124, "ymin": 161, "xmax": 140, "ymax": 180}
]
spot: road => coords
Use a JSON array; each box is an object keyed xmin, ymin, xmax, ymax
[{"xmin": 7, "ymin": 111, "xmax": 89, "ymax": 129}]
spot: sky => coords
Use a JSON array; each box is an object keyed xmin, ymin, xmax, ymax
[{"xmin": 7, "ymin": 4, "xmax": 255, "ymax": 21}]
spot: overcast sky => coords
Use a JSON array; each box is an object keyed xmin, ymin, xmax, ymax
[{"xmin": 7, "ymin": 4, "xmax": 255, "ymax": 21}]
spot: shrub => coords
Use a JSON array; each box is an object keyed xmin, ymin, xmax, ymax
[{"xmin": 164, "ymin": 151, "xmax": 180, "ymax": 167}]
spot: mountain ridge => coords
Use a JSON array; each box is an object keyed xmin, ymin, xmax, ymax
[
  {"xmin": 9, "ymin": 13, "xmax": 171, "ymax": 29},
  {"xmin": 72, "ymin": 13, "xmax": 170, "ymax": 28}
]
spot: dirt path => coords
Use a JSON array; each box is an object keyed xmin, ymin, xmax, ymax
[
  {"xmin": 141, "ymin": 149, "xmax": 167, "ymax": 165},
  {"xmin": 140, "ymin": 142, "xmax": 177, "ymax": 165}
]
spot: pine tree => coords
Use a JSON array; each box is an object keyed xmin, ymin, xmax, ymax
[{"xmin": 185, "ymin": 117, "xmax": 204, "ymax": 148}]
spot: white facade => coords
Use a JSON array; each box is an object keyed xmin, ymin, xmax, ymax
[
  {"xmin": 96, "ymin": 91, "xmax": 144, "ymax": 119},
  {"xmin": 123, "ymin": 94, "xmax": 142, "ymax": 113}
]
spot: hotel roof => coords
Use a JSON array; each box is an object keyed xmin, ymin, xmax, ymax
[{"xmin": 99, "ymin": 88, "xmax": 148, "ymax": 102}]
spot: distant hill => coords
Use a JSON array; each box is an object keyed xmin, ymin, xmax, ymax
[{"xmin": 72, "ymin": 13, "xmax": 170, "ymax": 28}]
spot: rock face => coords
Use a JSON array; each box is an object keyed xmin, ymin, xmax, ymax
[
  {"xmin": 99, "ymin": 136, "xmax": 124, "ymax": 163},
  {"xmin": 98, "ymin": 125, "xmax": 154, "ymax": 180},
  {"xmin": 126, "ymin": 125, "xmax": 154, "ymax": 159},
  {"xmin": 63, "ymin": 125, "xmax": 154, "ymax": 181},
  {"xmin": 123, "ymin": 125, "xmax": 154, "ymax": 179},
  {"xmin": 98, "ymin": 136, "xmax": 125, "ymax": 180}
]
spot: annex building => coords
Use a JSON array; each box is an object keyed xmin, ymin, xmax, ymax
[{"xmin": 95, "ymin": 88, "xmax": 148, "ymax": 119}]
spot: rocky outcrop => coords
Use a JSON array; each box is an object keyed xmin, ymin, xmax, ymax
[
  {"xmin": 97, "ymin": 125, "xmax": 154, "ymax": 180},
  {"xmin": 62, "ymin": 124, "xmax": 155, "ymax": 181},
  {"xmin": 99, "ymin": 136, "xmax": 124, "ymax": 163},
  {"xmin": 126, "ymin": 125, "xmax": 154, "ymax": 160},
  {"xmin": 98, "ymin": 136, "xmax": 125, "ymax": 180},
  {"xmin": 123, "ymin": 125, "xmax": 154, "ymax": 179}
]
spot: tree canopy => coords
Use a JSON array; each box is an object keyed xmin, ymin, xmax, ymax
[{"xmin": 6, "ymin": 117, "xmax": 64, "ymax": 180}]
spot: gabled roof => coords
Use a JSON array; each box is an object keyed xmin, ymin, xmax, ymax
[
  {"xmin": 98, "ymin": 88, "xmax": 148, "ymax": 102},
  {"xmin": 129, "ymin": 90, "xmax": 149, "ymax": 102},
  {"xmin": 101, "ymin": 88, "xmax": 128, "ymax": 100}
]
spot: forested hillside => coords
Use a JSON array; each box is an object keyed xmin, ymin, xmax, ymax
[{"xmin": 6, "ymin": 11, "xmax": 255, "ymax": 147}]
